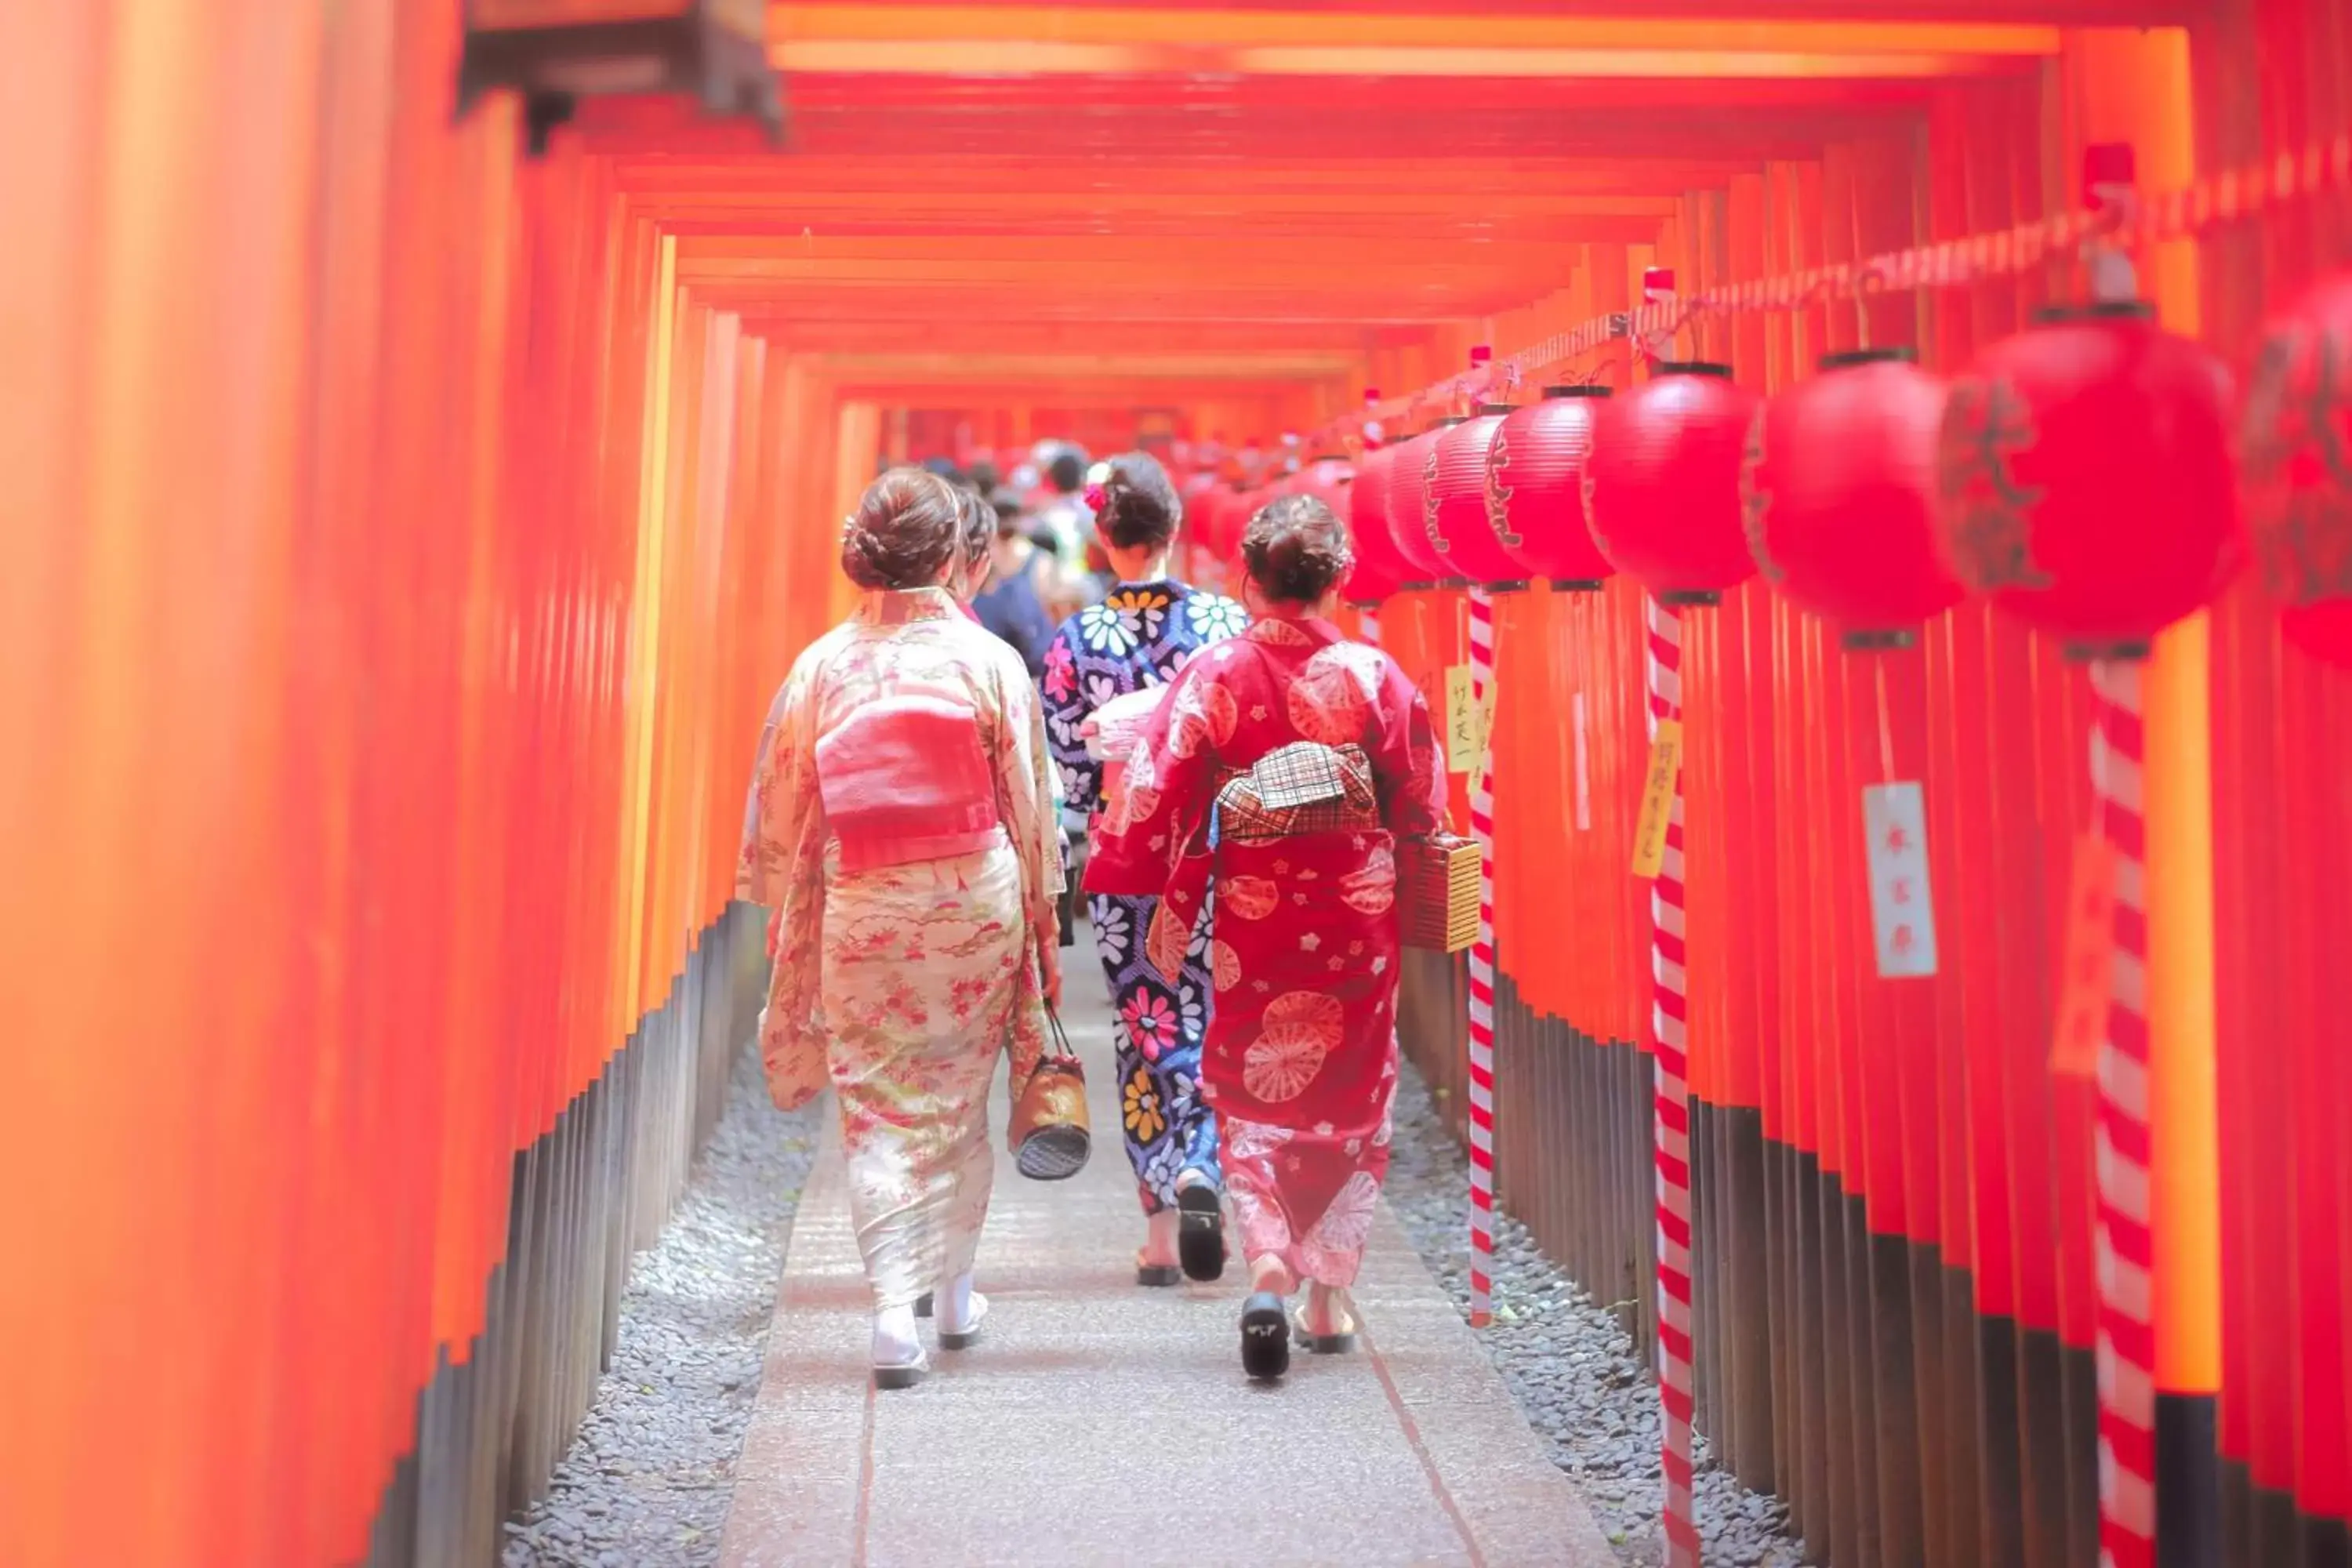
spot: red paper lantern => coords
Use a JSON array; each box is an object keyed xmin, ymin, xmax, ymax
[
  {"xmin": 1425, "ymin": 406, "xmax": 1526, "ymax": 586},
  {"xmin": 1383, "ymin": 423, "xmax": 1458, "ymax": 583},
  {"xmin": 1584, "ymin": 364, "xmax": 1762, "ymax": 604},
  {"xmin": 2241, "ymin": 270, "xmax": 2352, "ymax": 669},
  {"xmin": 1486, "ymin": 386, "xmax": 1614, "ymax": 590},
  {"xmin": 1936, "ymin": 303, "xmax": 2241, "ymax": 658},
  {"xmin": 1743, "ymin": 349, "xmax": 1964, "ymax": 648},
  {"xmin": 1345, "ymin": 445, "xmax": 1416, "ymax": 603}
]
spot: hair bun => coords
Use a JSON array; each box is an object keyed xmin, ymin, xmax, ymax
[
  {"xmin": 1094, "ymin": 452, "xmax": 1181, "ymax": 554},
  {"xmin": 1239, "ymin": 492, "xmax": 1352, "ymax": 603},
  {"xmin": 839, "ymin": 467, "xmax": 964, "ymax": 590}
]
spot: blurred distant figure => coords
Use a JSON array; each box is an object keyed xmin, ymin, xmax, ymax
[
  {"xmin": 971, "ymin": 490, "xmax": 1057, "ymax": 681},
  {"xmin": 952, "ymin": 486, "xmax": 993, "ymax": 625},
  {"xmin": 1036, "ymin": 450, "xmax": 1092, "ymax": 576}
]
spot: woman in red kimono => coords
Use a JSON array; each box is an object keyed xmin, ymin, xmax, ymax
[{"xmin": 1085, "ymin": 493, "xmax": 1446, "ymax": 1379}]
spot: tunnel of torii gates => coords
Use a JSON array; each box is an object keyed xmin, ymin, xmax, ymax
[{"xmin": 7, "ymin": 1, "xmax": 2352, "ymax": 1566}]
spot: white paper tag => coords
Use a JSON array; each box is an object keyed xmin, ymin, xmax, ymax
[
  {"xmin": 1862, "ymin": 782, "xmax": 1938, "ymax": 978},
  {"xmin": 1571, "ymin": 693, "xmax": 1592, "ymax": 833}
]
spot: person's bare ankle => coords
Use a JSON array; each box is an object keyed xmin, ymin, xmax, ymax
[
  {"xmin": 1249, "ymin": 1255, "xmax": 1294, "ymax": 1297},
  {"xmin": 1140, "ymin": 1207, "xmax": 1181, "ymax": 1267},
  {"xmin": 1304, "ymin": 1283, "xmax": 1348, "ymax": 1332}
]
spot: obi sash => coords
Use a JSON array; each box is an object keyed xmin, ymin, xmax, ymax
[
  {"xmin": 1212, "ymin": 742, "xmax": 1378, "ymax": 844},
  {"xmin": 1145, "ymin": 742, "xmax": 1377, "ymax": 980},
  {"xmin": 815, "ymin": 692, "xmax": 1000, "ymax": 873}
]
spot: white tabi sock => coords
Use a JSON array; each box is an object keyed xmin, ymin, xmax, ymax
[
  {"xmin": 873, "ymin": 1304, "xmax": 922, "ymax": 1367},
  {"xmin": 936, "ymin": 1271, "xmax": 976, "ymax": 1331}
]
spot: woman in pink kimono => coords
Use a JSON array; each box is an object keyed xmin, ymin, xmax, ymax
[
  {"xmin": 1086, "ymin": 494, "xmax": 1446, "ymax": 1380},
  {"xmin": 738, "ymin": 468, "xmax": 1063, "ymax": 1389}
]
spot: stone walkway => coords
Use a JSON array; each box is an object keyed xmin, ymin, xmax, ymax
[{"xmin": 720, "ymin": 975, "xmax": 1617, "ymax": 1568}]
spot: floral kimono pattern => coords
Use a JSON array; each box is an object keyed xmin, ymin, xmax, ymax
[
  {"xmin": 738, "ymin": 587, "xmax": 1062, "ymax": 1309},
  {"xmin": 1044, "ymin": 579, "xmax": 1247, "ymax": 1214},
  {"xmin": 1084, "ymin": 612, "xmax": 1445, "ymax": 1287}
]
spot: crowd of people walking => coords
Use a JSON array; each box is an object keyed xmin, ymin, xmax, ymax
[{"xmin": 737, "ymin": 440, "xmax": 1446, "ymax": 1386}]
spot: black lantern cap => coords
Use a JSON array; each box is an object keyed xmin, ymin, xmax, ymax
[{"xmin": 1818, "ymin": 347, "xmax": 1919, "ymax": 371}]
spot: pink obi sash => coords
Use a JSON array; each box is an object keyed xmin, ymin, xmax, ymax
[{"xmin": 815, "ymin": 693, "xmax": 1000, "ymax": 873}]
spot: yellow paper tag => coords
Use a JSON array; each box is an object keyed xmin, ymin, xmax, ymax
[
  {"xmin": 1630, "ymin": 719, "xmax": 1684, "ymax": 880},
  {"xmin": 1467, "ymin": 671, "xmax": 1500, "ymax": 804},
  {"xmin": 2050, "ymin": 831, "xmax": 2117, "ymax": 1080},
  {"xmin": 1445, "ymin": 664, "xmax": 1481, "ymax": 772}
]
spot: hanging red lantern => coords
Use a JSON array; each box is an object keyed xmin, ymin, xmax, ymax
[
  {"xmin": 2241, "ymin": 270, "xmax": 2352, "ymax": 669},
  {"xmin": 1425, "ymin": 405, "xmax": 1526, "ymax": 586},
  {"xmin": 1345, "ymin": 445, "xmax": 1415, "ymax": 604},
  {"xmin": 1584, "ymin": 364, "xmax": 1761, "ymax": 604},
  {"xmin": 1385, "ymin": 422, "xmax": 1461, "ymax": 583},
  {"xmin": 456, "ymin": 0, "xmax": 785, "ymax": 155},
  {"xmin": 1743, "ymin": 348, "xmax": 1964, "ymax": 648},
  {"xmin": 1486, "ymin": 386, "xmax": 1614, "ymax": 590},
  {"xmin": 1936, "ymin": 302, "xmax": 2242, "ymax": 659}
]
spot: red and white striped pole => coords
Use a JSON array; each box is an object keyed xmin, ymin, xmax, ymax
[
  {"xmin": 1630, "ymin": 263, "xmax": 1700, "ymax": 1567},
  {"xmin": 2078, "ymin": 144, "xmax": 2157, "ymax": 1568},
  {"xmin": 1646, "ymin": 595, "xmax": 1699, "ymax": 1568},
  {"xmin": 2091, "ymin": 655, "xmax": 2155, "ymax": 1568},
  {"xmin": 1465, "ymin": 584, "xmax": 1499, "ymax": 1329}
]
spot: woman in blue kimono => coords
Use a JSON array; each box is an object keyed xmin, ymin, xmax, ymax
[{"xmin": 1043, "ymin": 451, "xmax": 1249, "ymax": 1285}]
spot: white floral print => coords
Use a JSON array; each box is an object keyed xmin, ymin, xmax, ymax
[
  {"xmin": 1093, "ymin": 902, "xmax": 1133, "ymax": 964},
  {"xmin": 1079, "ymin": 599, "xmax": 1142, "ymax": 655},
  {"xmin": 1186, "ymin": 593, "xmax": 1247, "ymax": 642}
]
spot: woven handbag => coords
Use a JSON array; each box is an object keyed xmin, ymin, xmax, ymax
[
  {"xmin": 1011, "ymin": 1003, "xmax": 1091, "ymax": 1181},
  {"xmin": 1397, "ymin": 832, "xmax": 1481, "ymax": 953}
]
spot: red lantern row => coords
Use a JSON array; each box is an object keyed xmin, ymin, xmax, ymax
[{"xmin": 1331, "ymin": 278, "xmax": 2352, "ymax": 670}]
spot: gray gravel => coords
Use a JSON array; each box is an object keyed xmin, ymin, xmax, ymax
[
  {"xmin": 503, "ymin": 1045, "xmax": 821, "ymax": 1568},
  {"xmin": 1384, "ymin": 1061, "xmax": 1812, "ymax": 1568}
]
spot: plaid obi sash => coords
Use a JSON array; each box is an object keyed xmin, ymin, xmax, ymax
[
  {"xmin": 1212, "ymin": 742, "xmax": 1379, "ymax": 843},
  {"xmin": 1144, "ymin": 742, "xmax": 1377, "ymax": 982}
]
